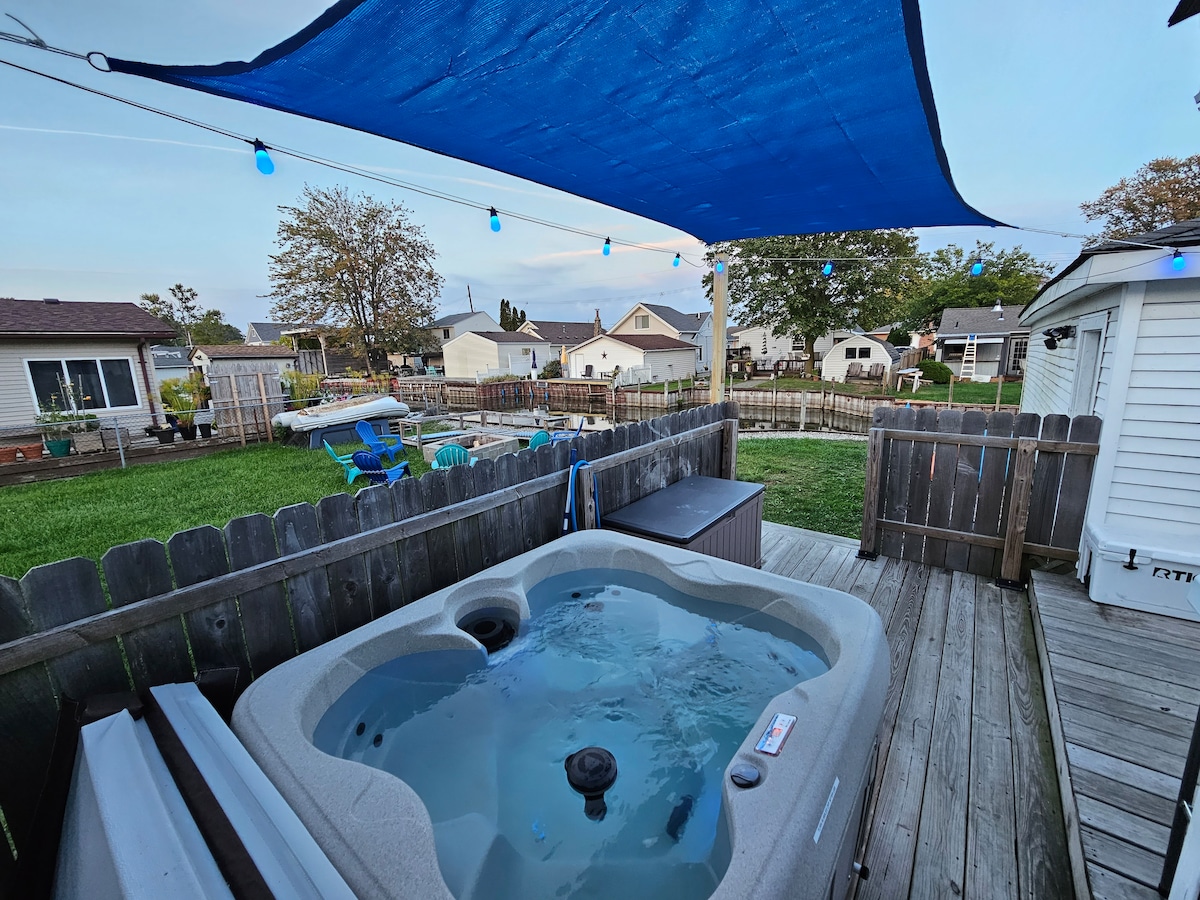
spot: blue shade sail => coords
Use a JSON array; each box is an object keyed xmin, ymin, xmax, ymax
[{"xmin": 109, "ymin": 0, "xmax": 1000, "ymax": 242}]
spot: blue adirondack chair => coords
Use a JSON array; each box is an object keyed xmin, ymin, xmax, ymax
[
  {"xmin": 351, "ymin": 450, "xmax": 411, "ymax": 484},
  {"xmin": 324, "ymin": 440, "xmax": 363, "ymax": 484},
  {"xmin": 551, "ymin": 421, "xmax": 584, "ymax": 445},
  {"xmin": 528, "ymin": 430, "xmax": 551, "ymax": 450},
  {"xmin": 355, "ymin": 419, "xmax": 402, "ymax": 463},
  {"xmin": 430, "ymin": 443, "xmax": 476, "ymax": 469}
]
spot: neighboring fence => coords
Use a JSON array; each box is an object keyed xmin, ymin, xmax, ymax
[
  {"xmin": 857, "ymin": 406, "xmax": 1102, "ymax": 585},
  {"xmin": 0, "ymin": 403, "xmax": 739, "ymax": 887},
  {"xmin": 207, "ymin": 363, "xmax": 288, "ymax": 440}
]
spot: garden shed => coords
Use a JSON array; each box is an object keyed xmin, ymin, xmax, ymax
[
  {"xmin": 567, "ymin": 333, "xmax": 697, "ymax": 383},
  {"xmin": 1020, "ymin": 220, "xmax": 1200, "ymax": 620},
  {"xmin": 441, "ymin": 331, "xmax": 551, "ymax": 380},
  {"xmin": 820, "ymin": 334, "xmax": 900, "ymax": 382}
]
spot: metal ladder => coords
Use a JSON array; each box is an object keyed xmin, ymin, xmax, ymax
[{"xmin": 959, "ymin": 334, "xmax": 978, "ymax": 380}]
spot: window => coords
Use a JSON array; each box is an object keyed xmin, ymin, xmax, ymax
[
  {"xmin": 635, "ymin": 315, "xmax": 650, "ymax": 329},
  {"xmin": 442, "ymin": 329, "xmax": 451, "ymax": 339},
  {"xmin": 27, "ymin": 358, "xmax": 139, "ymax": 411},
  {"xmin": 1009, "ymin": 337, "xmax": 1029, "ymax": 373},
  {"xmin": 858, "ymin": 347, "xmax": 872, "ymax": 359},
  {"xmin": 844, "ymin": 347, "xmax": 857, "ymax": 359},
  {"xmin": 791, "ymin": 337, "xmax": 804, "ymax": 351}
]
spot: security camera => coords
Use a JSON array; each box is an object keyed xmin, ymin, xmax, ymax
[{"xmin": 1041, "ymin": 326, "xmax": 1075, "ymax": 350}]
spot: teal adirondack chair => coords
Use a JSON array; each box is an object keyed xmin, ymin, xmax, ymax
[
  {"xmin": 430, "ymin": 443, "xmax": 476, "ymax": 469},
  {"xmin": 324, "ymin": 440, "xmax": 363, "ymax": 483}
]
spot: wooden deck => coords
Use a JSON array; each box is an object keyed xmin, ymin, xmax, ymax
[
  {"xmin": 1030, "ymin": 570, "xmax": 1200, "ymax": 899},
  {"xmin": 761, "ymin": 522, "xmax": 1073, "ymax": 898}
]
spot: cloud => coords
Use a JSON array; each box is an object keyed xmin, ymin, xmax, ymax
[{"xmin": 0, "ymin": 125, "xmax": 240, "ymax": 153}]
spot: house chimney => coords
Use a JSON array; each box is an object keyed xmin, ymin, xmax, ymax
[
  {"xmin": 43, "ymin": 298, "xmax": 60, "ymax": 304},
  {"xmin": 594, "ymin": 308, "xmax": 602, "ymax": 337}
]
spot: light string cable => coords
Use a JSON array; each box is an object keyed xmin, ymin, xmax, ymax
[{"xmin": 0, "ymin": 49, "xmax": 705, "ymax": 265}]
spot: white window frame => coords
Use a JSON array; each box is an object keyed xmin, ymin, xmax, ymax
[
  {"xmin": 634, "ymin": 315, "xmax": 650, "ymax": 330},
  {"xmin": 24, "ymin": 356, "xmax": 143, "ymax": 414},
  {"xmin": 1070, "ymin": 313, "xmax": 1107, "ymax": 417}
]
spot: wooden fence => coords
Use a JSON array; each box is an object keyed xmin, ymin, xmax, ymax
[
  {"xmin": 857, "ymin": 406, "xmax": 1102, "ymax": 586},
  {"xmin": 0, "ymin": 403, "xmax": 739, "ymax": 890},
  {"xmin": 207, "ymin": 363, "xmax": 288, "ymax": 439}
]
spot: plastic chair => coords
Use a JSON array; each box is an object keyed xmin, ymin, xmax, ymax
[
  {"xmin": 324, "ymin": 440, "xmax": 363, "ymax": 484},
  {"xmin": 528, "ymin": 430, "xmax": 551, "ymax": 450},
  {"xmin": 351, "ymin": 450, "xmax": 411, "ymax": 484},
  {"xmin": 430, "ymin": 443, "xmax": 476, "ymax": 469},
  {"xmin": 551, "ymin": 421, "xmax": 583, "ymax": 445},
  {"xmin": 355, "ymin": 419, "xmax": 402, "ymax": 463}
]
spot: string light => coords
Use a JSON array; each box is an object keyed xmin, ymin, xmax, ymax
[
  {"xmin": 602, "ymin": 237, "xmax": 611, "ymax": 256},
  {"xmin": 821, "ymin": 261, "xmax": 834, "ymax": 277},
  {"xmin": 673, "ymin": 253, "xmax": 681, "ymax": 267},
  {"xmin": 970, "ymin": 258, "xmax": 984, "ymax": 276},
  {"xmin": 714, "ymin": 260, "xmax": 725, "ymax": 274},
  {"xmin": 251, "ymin": 139, "xmax": 274, "ymax": 175},
  {"xmin": 1174, "ymin": 250, "xmax": 1186, "ymax": 270},
  {"xmin": 488, "ymin": 207, "xmax": 501, "ymax": 232}
]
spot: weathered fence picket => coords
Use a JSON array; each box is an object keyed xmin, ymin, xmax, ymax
[{"xmin": 859, "ymin": 406, "xmax": 1102, "ymax": 585}]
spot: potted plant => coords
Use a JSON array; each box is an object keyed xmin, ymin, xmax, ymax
[
  {"xmin": 173, "ymin": 396, "xmax": 198, "ymax": 440},
  {"xmin": 36, "ymin": 398, "xmax": 74, "ymax": 458},
  {"xmin": 68, "ymin": 413, "xmax": 103, "ymax": 453}
]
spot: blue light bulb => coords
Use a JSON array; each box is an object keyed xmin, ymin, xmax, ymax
[
  {"xmin": 821, "ymin": 261, "xmax": 833, "ymax": 277},
  {"xmin": 489, "ymin": 208, "xmax": 501, "ymax": 232},
  {"xmin": 1173, "ymin": 250, "xmax": 1186, "ymax": 270},
  {"xmin": 673, "ymin": 253, "xmax": 681, "ymax": 267},
  {"xmin": 971, "ymin": 258, "xmax": 984, "ymax": 276},
  {"xmin": 252, "ymin": 140, "xmax": 274, "ymax": 175},
  {"xmin": 603, "ymin": 238, "xmax": 611, "ymax": 256},
  {"xmin": 715, "ymin": 260, "xmax": 725, "ymax": 274}
]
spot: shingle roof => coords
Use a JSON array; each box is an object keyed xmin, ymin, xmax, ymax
[
  {"xmin": 467, "ymin": 331, "xmax": 551, "ymax": 343},
  {"xmin": 936, "ymin": 306, "xmax": 1029, "ymax": 339},
  {"xmin": 863, "ymin": 335, "xmax": 903, "ymax": 362},
  {"xmin": 642, "ymin": 303, "xmax": 708, "ymax": 333},
  {"xmin": 604, "ymin": 333, "xmax": 696, "ymax": 351},
  {"xmin": 433, "ymin": 311, "xmax": 481, "ymax": 328},
  {"xmin": 246, "ymin": 321, "xmax": 302, "ymax": 343},
  {"xmin": 0, "ymin": 298, "xmax": 176, "ymax": 338},
  {"xmin": 192, "ymin": 344, "xmax": 297, "ymax": 359},
  {"xmin": 522, "ymin": 320, "xmax": 599, "ymax": 345},
  {"xmin": 151, "ymin": 345, "xmax": 190, "ymax": 365}
]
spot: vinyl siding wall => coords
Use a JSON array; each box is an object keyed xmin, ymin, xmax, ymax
[
  {"xmin": 820, "ymin": 337, "xmax": 895, "ymax": 382},
  {"xmin": 0, "ymin": 338, "xmax": 157, "ymax": 429},
  {"xmin": 644, "ymin": 348, "xmax": 698, "ymax": 381},
  {"xmin": 1107, "ymin": 282, "xmax": 1200, "ymax": 531}
]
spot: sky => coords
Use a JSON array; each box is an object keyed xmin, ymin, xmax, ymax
[{"xmin": 0, "ymin": 1, "xmax": 1197, "ymax": 332}]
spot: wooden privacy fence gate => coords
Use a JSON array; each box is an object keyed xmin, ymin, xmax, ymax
[
  {"xmin": 0, "ymin": 403, "xmax": 740, "ymax": 888},
  {"xmin": 858, "ymin": 405, "xmax": 1102, "ymax": 586}
]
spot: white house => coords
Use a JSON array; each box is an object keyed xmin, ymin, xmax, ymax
[
  {"xmin": 729, "ymin": 325, "xmax": 805, "ymax": 364},
  {"xmin": 935, "ymin": 306, "xmax": 1030, "ymax": 380},
  {"xmin": 517, "ymin": 316, "xmax": 601, "ymax": 358},
  {"xmin": 820, "ymin": 334, "xmax": 901, "ymax": 383},
  {"xmin": 430, "ymin": 311, "xmax": 500, "ymax": 347},
  {"xmin": 1020, "ymin": 219, "xmax": 1200, "ymax": 621},
  {"xmin": 608, "ymin": 303, "xmax": 712, "ymax": 372},
  {"xmin": 0, "ymin": 298, "xmax": 175, "ymax": 429},
  {"xmin": 442, "ymin": 331, "xmax": 552, "ymax": 380},
  {"xmin": 567, "ymin": 333, "xmax": 697, "ymax": 383}
]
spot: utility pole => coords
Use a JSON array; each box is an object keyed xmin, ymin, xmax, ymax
[{"xmin": 467, "ymin": 284, "xmax": 475, "ymax": 313}]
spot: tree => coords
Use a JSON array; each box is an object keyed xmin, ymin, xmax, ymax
[
  {"xmin": 1080, "ymin": 155, "xmax": 1200, "ymax": 240},
  {"xmin": 268, "ymin": 185, "xmax": 443, "ymax": 375},
  {"xmin": 498, "ymin": 299, "xmax": 526, "ymax": 331},
  {"xmin": 137, "ymin": 284, "xmax": 241, "ymax": 346},
  {"xmin": 705, "ymin": 230, "xmax": 921, "ymax": 375},
  {"xmin": 899, "ymin": 242, "xmax": 1053, "ymax": 334}
]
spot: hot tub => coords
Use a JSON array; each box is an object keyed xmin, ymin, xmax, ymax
[{"xmin": 232, "ymin": 531, "xmax": 889, "ymax": 900}]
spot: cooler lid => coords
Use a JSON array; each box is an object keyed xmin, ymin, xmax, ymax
[{"xmin": 604, "ymin": 476, "xmax": 764, "ymax": 542}]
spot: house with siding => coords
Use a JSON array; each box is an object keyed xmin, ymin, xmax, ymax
[
  {"xmin": 935, "ymin": 306, "xmax": 1030, "ymax": 379},
  {"xmin": 442, "ymin": 332, "xmax": 552, "ymax": 380},
  {"xmin": 0, "ymin": 298, "xmax": 175, "ymax": 429},
  {"xmin": 567, "ymin": 333, "xmax": 697, "ymax": 383},
  {"xmin": 608, "ymin": 303, "xmax": 712, "ymax": 372},
  {"xmin": 729, "ymin": 325, "xmax": 805, "ymax": 365},
  {"xmin": 1020, "ymin": 220, "xmax": 1200, "ymax": 620},
  {"xmin": 820, "ymin": 334, "xmax": 901, "ymax": 383},
  {"xmin": 517, "ymin": 315, "xmax": 602, "ymax": 358}
]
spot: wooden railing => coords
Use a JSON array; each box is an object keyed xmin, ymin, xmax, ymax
[
  {"xmin": 0, "ymin": 402, "xmax": 740, "ymax": 889},
  {"xmin": 858, "ymin": 406, "xmax": 1101, "ymax": 586}
]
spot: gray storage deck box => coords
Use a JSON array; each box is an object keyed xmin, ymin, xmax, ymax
[{"xmin": 604, "ymin": 475, "xmax": 765, "ymax": 567}]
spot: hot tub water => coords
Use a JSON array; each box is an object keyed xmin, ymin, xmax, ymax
[{"xmin": 313, "ymin": 570, "xmax": 829, "ymax": 900}]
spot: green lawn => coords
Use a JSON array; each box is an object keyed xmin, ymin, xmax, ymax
[
  {"xmin": 736, "ymin": 438, "xmax": 867, "ymax": 539},
  {"xmin": 742, "ymin": 377, "xmax": 1023, "ymax": 405},
  {"xmin": 0, "ymin": 440, "xmax": 431, "ymax": 580}
]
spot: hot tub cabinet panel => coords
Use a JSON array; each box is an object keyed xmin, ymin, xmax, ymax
[{"xmin": 232, "ymin": 531, "xmax": 889, "ymax": 900}]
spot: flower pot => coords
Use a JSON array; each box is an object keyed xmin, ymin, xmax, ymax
[
  {"xmin": 178, "ymin": 424, "xmax": 198, "ymax": 440},
  {"xmin": 45, "ymin": 438, "xmax": 72, "ymax": 458},
  {"xmin": 0, "ymin": 447, "xmax": 18, "ymax": 464},
  {"xmin": 17, "ymin": 443, "xmax": 43, "ymax": 461},
  {"xmin": 72, "ymin": 431, "xmax": 104, "ymax": 453},
  {"xmin": 198, "ymin": 423, "xmax": 213, "ymax": 439},
  {"xmin": 154, "ymin": 428, "xmax": 176, "ymax": 445}
]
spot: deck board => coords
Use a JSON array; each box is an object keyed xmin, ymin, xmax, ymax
[
  {"xmin": 1030, "ymin": 570, "xmax": 1200, "ymax": 899},
  {"xmin": 760, "ymin": 523, "xmax": 1073, "ymax": 899}
]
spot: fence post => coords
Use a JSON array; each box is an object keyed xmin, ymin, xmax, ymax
[
  {"xmin": 721, "ymin": 418, "xmax": 739, "ymax": 480},
  {"xmin": 229, "ymin": 377, "xmax": 247, "ymax": 446},
  {"xmin": 997, "ymin": 437, "xmax": 1038, "ymax": 588},
  {"xmin": 578, "ymin": 466, "xmax": 598, "ymax": 529},
  {"xmin": 858, "ymin": 427, "xmax": 885, "ymax": 559},
  {"xmin": 994, "ymin": 374, "xmax": 1004, "ymax": 412},
  {"xmin": 256, "ymin": 373, "xmax": 273, "ymax": 442}
]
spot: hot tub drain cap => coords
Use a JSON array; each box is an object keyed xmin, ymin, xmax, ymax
[{"xmin": 565, "ymin": 747, "xmax": 617, "ymax": 821}]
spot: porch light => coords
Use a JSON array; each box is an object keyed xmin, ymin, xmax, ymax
[
  {"xmin": 992, "ymin": 299, "xmax": 1003, "ymax": 314},
  {"xmin": 252, "ymin": 139, "xmax": 274, "ymax": 175},
  {"xmin": 489, "ymin": 207, "xmax": 501, "ymax": 232},
  {"xmin": 1174, "ymin": 250, "xmax": 1186, "ymax": 270},
  {"xmin": 603, "ymin": 237, "xmax": 611, "ymax": 256}
]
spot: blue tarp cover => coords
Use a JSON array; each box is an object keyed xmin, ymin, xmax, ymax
[{"xmin": 110, "ymin": 0, "xmax": 999, "ymax": 241}]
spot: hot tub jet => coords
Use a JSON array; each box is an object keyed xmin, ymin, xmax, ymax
[{"xmin": 565, "ymin": 746, "xmax": 618, "ymax": 821}]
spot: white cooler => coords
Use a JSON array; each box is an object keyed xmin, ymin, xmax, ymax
[{"xmin": 1081, "ymin": 520, "xmax": 1200, "ymax": 621}]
